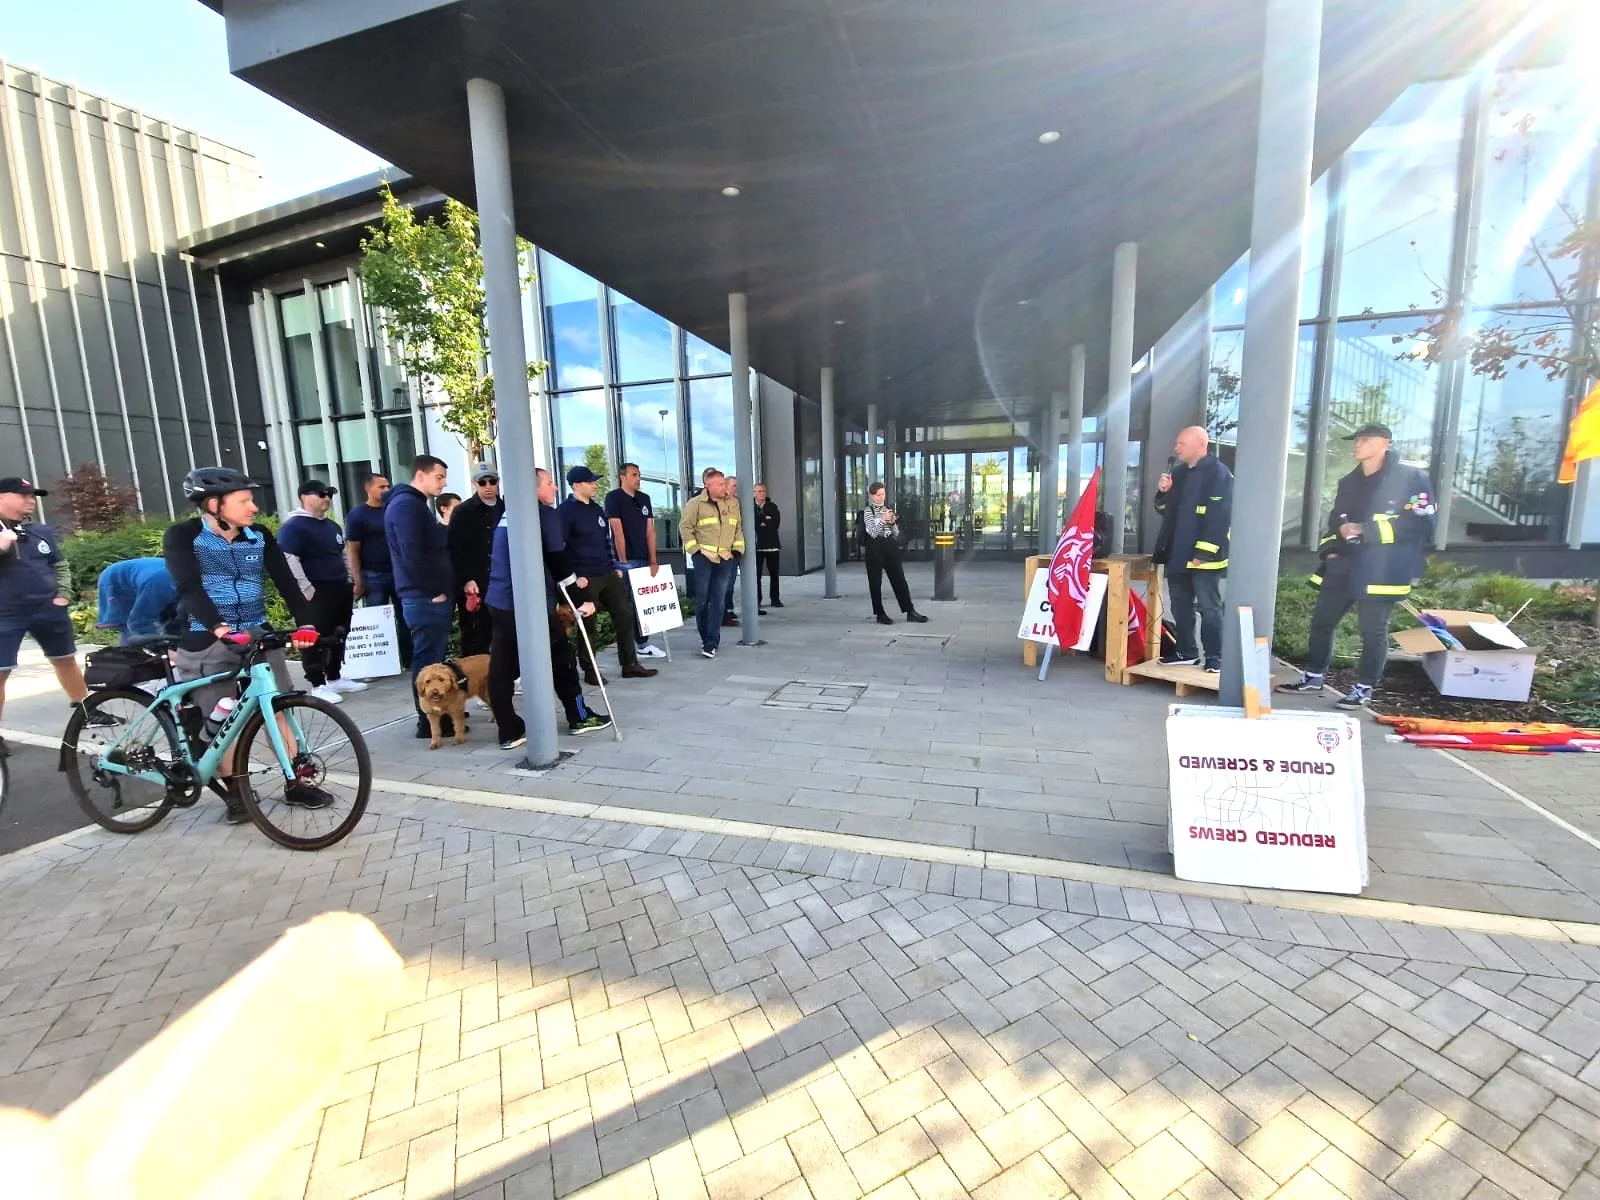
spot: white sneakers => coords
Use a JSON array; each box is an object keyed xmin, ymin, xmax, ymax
[
  {"xmin": 637, "ymin": 643, "xmax": 667, "ymax": 659},
  {"xmin": 309, "ymin": 685, "xmax": 344, "ymax": 704},
  {"xmin": 328, "ymin": 678, "xmax": 368, "ymax": 694}
]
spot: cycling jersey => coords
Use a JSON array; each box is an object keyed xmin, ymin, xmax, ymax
[{"xmin": 163, "ymin": 517, "xmax": 312, "ymax": 648}]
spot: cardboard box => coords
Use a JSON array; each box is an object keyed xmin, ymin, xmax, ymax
[{"xmin": 1390, "ymin": 609, "xmax": 1536, "ymax": 702}]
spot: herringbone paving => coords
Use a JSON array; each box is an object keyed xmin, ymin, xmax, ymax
[{"xmin": 3, "ymin": 792, "xmax": 1598, "ymax": 1199}]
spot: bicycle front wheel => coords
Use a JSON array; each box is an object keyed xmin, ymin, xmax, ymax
[
  {"xmin": 62, "ymin": 688, "xmax": 179, "ymax": 833},
  {"xmin": 235, "ymin": 694, "xmax": 371, "ymax": 850}
]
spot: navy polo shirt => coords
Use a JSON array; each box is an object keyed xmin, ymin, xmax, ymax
[
  {"xmin": 277, "ymin": 513, "xmax": 348, "ymax": 585},
  {"xmin": 603, "ymin": 487, "xmax": 653, "ymax": 562},
  {"xmin": 343, "ymin": 502, "xmax": 392, "ymax": 572},
  {"xmin": 556, "ymin": 495, "xmax": 616, "ymax": 576},
  {"xmin": 0, "ymin": 520, "xmax": 65, "ymax": 620}
]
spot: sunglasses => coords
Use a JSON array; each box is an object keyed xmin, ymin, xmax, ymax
[{"xmin": 478, "ymin": 477, "xmax": 500, "ymax": 486}]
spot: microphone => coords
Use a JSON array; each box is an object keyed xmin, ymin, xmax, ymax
[{"xmin": 1166, "ymin": 455, "xmax": 1177, "ymax": 474}]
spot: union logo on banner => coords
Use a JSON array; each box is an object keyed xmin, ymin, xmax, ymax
[{"xmin": 1047, "ymin": 468, "xmax": 1101, "ymax": 650}]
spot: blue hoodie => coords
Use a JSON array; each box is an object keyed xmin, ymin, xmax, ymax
[{"xmin": 384, "ymin": 484, "xmax": 453, "ymax": 601}]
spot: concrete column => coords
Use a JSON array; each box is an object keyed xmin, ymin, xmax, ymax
[
  {"xmin": 1220, "ymin": 0, "xmax": 1323, "ymax": 707},
  {"xmin": 821, "ymin": 367, "xmax": 840, "ymax": 597},
  {"xmin": 1038, "ymin": 393, "xmax": 1062, "ymax": 553},
  {"xmin": 1104, "ymin": 243, "xmax": 1138, "ymax": 552},
  {"xmin": 729, "ymin": 293, "xmax": 762, "ymax": 645},
  {"xmin": 1067, "ymin": 345, "xmax": 1086, "ymax": 506},
  {"xmin": 1145, "ymin": 293, "xmax": 1211, "ymax": 549},
  {"xmin": 866, "ymin": 402, "xmax": 879, "ymax": 486},
  {"xmin": 467, "ymin": 76, "xmax": 560, "ymax": 768},
  {"xmin": 885, "ymin": 420, "xmax": 898, "ymax": 506}
]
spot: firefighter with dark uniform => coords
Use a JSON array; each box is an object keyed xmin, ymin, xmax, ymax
[
  {"xmin": 1152, "ymin": 425, "xmax": 1232, "ymax": 671},
  {"xmin": 1279, "ymin": 422, "xmax": 1436, "ymax": 708}
]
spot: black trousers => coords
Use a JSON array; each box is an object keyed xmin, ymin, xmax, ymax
[
  {"xmin": 756, "ymin": 549, "xmax": 781, "ymax": 604},
  {"xmin": 865, "ymin": 540, "xmax": 914, "ymax": 616},
  {"xmin": 489, "ymin": 605, "xmax": 587, "ymax": 738},
  {"xmin": 457, "ymin": 589, "xmax": 494, "ymax": 657},
  {"xmin": 303, "ymin": 580, "xmax": 353, "ymax": 686},
  {"xmin": 570, "ymin": 572, "xmax": 638, "ymax": 671}
]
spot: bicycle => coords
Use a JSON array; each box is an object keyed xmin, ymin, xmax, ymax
[{"xmin": 59, "ymin": 629, "xmax": 372, "ymax": 850}]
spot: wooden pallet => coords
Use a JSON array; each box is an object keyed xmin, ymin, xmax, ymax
[{"xmin": 1126, "ymin": 658, "xmax": 1220, "ymax": 697}]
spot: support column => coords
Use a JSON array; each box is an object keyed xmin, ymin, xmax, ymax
[
  {"xmin": 1220, "ymin": 0, "xmax": 1323, "ymax": 707},
  {"xmin": 730, "ymin": 293, "xmax": 762, "ymax": 645},
  {"xmin": 1038, "ymin": 393, "xmax": 1062, "ymax": 554},
  {"xmin": 821, "ymin": 367, "xmax": 840, "ymax": 597},
  {"xmin": 1145, "ymin": 293, "xmax": 1211, "ymax": 550},
  {"xmin": 885, "ymin": 420, "xmax": 898, "ymax": 506},
  {"xmin": 866, "ymin": 403, "xmax": 879, "ymax": 486},
  {"xmin": 1067, "ymin": 345, "xmax": 1086, "ymax": 507},
  {"xmin": 1104, "ymin": 243, "xmax": 1138, "ymax": 552},
  {"xmin": 467, "ymin": 77, "xmax": 560, "ymax": 769}
]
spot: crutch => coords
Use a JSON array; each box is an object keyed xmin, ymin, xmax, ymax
[{"xmin": 558, "ymin": 581, "xmax": 624, "ymax": 742}]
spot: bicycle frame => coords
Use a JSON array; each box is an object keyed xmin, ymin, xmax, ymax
[{"xmin": 87, "ymin": 661, "xmax": 307, "ymax": 791}]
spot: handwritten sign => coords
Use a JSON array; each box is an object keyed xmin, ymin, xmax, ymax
[
  {"xmin": 343, "ymin": 603, "xmax": 401, "ymax": 678},
  {"xmin": 628, "ymin": 567, "xmax": 684, "ymax": 636}
]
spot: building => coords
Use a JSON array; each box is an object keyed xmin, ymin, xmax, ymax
[{"xmin": 0, "ymin": 63, "xmax": 265, "ymax": 516}]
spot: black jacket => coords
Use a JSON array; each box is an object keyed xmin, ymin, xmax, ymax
[
  {"xmin": 1152, "ymin": 455, "xmax": 1232, "ymax": 572},
  {"xmin": 754, "ymin": 499, "xmax": 781, "ymax": 550},
  {"xmin": 1312, "ymin": 454, "xmax": 1436, "ymax": 597},
  {"xmin": 447, "ymin": 493, "xmax": 504, "ymax": 591}
]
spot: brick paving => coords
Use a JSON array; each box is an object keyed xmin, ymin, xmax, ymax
[{"xmin": 3, "ymin": 790, "xmax": 1599, "ymax": 1199}]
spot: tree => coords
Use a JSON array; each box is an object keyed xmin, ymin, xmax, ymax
[
  {"xmin": 582, "ymin": 444, "xmax": 610, "ymax": 492},
  {"xmin": 359, "ymin": 183, "xmax": 545, "ymax": 460},
  {"xmin": 1205, "ymin": 362, "xmax": 1241, "ymax": 440},
  {"xmin": 52, "ymin": 464, "xmax": 139, "ymax": 533}
]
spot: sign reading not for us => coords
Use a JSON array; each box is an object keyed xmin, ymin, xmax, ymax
[{"xmin": 628, "ymin": 566, "xmax": 684, "ymax": 637}]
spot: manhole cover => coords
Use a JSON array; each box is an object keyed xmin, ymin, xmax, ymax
[
  {"xmin": 763, "ymin": 680, "xmax": 869, "ymax": 712},
  {"xmin": 889, "ymin": 634, "xmax": 951, "ymax": 649}
]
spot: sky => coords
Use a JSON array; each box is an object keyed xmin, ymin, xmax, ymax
[{"xmin": 1, "ymin": 0, "xmax": 387, "ymax": 206}]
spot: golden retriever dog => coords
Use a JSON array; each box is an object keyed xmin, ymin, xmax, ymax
[{"xmin": 415, "ymin": 655, "xmax": 493, "ymax": 749}]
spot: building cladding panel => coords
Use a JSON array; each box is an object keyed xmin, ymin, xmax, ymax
[{"xmin": 0, "ymin": 62, "xmax": 268, "ymax": 518}]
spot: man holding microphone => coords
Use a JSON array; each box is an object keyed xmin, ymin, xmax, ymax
[{"xmin": 1152, "ymin": 426, "xmax": 1232, "ymax": 672}]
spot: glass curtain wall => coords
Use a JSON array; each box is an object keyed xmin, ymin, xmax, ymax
[{"xmin": 1206, "ymin": 42, "xmax": 1596, "ymax": 548}]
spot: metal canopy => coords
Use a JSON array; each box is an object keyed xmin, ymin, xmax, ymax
[{"xmin": 213, "ymin": 0, "xmax": 1527, "ymax": 420}]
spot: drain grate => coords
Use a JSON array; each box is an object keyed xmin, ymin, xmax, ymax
[{"xmin": 763, "ymin": 680, "xmax": 868, "ymax": 712}]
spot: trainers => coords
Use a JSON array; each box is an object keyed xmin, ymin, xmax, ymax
[
  {"xmin": 1337, "ymin": 684, "xmax": 1374, "ymax": 709},
  {"xmin": 621, "ymin": 663, "xmax": 658, "ymax": 678},
  {"xmin": 310, "ymin": 685, "xmax": 344, "ymax": 704},
  {"xmin": 1277, "ymin": 673, "xmax": 1326, "ymax": 694},
  {"xmin": 220, "ymin": 798, "xmax": 251, "ymax": 825},
  {"xmin": 906, "ymin": 610, "xmax": 929, "ymax": 623},
  {"xmin": 328, "ymin": 678, "xmax": 368, "ymax": 694},
  {"xmin": 569, "ymin": 714, "xmax": 613, "ymax": 736},
  {"xmin": 700, "ymin": 647, "xmax": 717, "ymax": 659},
  {"xmin": 637, "ymin": 643, "xmax": 667, "ymax": 659},
  {"xmin": 284, "ymin": 781, "xmax": 335, "ymax": 809},
  {"xmin": 499, "ymin": 734, "xmax": 527, "ymax": 750},
  {"xmin": 80, "ymin": 707, "xmax": 122, "ymax": 728},
  {"xmin": 1204, "ymin": 659, "xmax": 1222, "ymax": 673},
  {"xmin": 513, "ymin": 677, "xmax": 523, "ymax": 695},
  {"xmin": 1159, "ymin": 652, "xmax": 1198, "ymax": 666}
]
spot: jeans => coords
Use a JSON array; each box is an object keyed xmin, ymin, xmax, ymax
[
  {"xmin": 723, "ymin": 558, "xmax": 740, "ymax": 615},
  {"xmin": 1305, "ymin": 581, "xmax": 1396, "ymax": 687},
  {"xmin": 361, "ymin": 570, "xmax": 412, "ymax": 668},
  {"xmin": 619, "ymin": 559, "xmax": 652, "ymax": 647},
  {"xmin": 401, "ymin": 595, "xmax": 453, "ymax": 719},
  {"xmin": 1166, "ymin": 569, "xmax": 1224, "ymax": 664},
  {"xmin": 690, "ymin": 555, "xmax": 736, "ymax": 651}
]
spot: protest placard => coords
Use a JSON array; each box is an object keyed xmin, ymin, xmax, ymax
[{"xmin": 628, "ymin": 566, "xmax": 684, "ymax": 636}]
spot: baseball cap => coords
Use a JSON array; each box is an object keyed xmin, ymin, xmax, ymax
[
  {"xmin": 0, "ymin": 477, "xmax": 47, "ymax": 497},
  {"xmin": 473, "ymin": 463, "xmax": 499, "ymax": 482},
  {"xmin": 1343, "ymin": 423, "xmax": 1393, "ymax": 441},
  {"xmin": 566, "ymin": 465, "xmax": 600, "ymax": 485},
  {"xmin": 297, "ymin": 479, "xmax": 337, "ymax": 497}
]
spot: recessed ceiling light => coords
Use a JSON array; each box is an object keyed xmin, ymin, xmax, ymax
[
  {"xmin": 720, "ymin": 185, "xmax": 742, "ymax": 197},
  {"xmin": 834, "ymin": 319, "xmax": 846, "ymax": 326},
  {"xmin": 1038, "ymin": 130, "xmax": 1061, "ymax": 145},
  {"xmin": 1016, "ymin": 299, "xmax": 1030, "ymax": 307},
  {"xmin": 314, "ymin": 240, "xmax": 326, "ymax": 248}
]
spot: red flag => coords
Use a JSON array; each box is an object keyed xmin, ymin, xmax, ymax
[
  {"xmin": 1047, "ymin": 468, "xmax": 1100, "ymax": 650},
  {"xmin": 1127, "ymin": 586, "xmax": 1148, "ymax": 663}
]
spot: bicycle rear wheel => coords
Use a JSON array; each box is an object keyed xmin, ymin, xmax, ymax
[
  {"xmin": 235, "ymin": 694, "xmax": 371, "ymax": 850},
  {"xmin": 62, "ymin": 688, "xmax": 179, "ymax": 833}
]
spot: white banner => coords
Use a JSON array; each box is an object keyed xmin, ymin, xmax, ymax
[
  {"xmin": 343, "ymin": 603, "xmax": 402, "ymax": 679},
  {"xmin": 629, "ymin": 566, "xmax": 684, "ymax": 636},
  {"xmin": 1167, "ymin": 706, "xmax": 1367, "ymax": 894},
  {"xmin": 1017, "ymin": 569, "xmax": 1106, "ymax": 652}
]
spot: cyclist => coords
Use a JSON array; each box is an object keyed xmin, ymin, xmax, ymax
[{"xmin": 162, "ymin": 467, "xmax": 330, "ymax": 823}]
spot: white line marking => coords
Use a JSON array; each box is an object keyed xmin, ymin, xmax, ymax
[{"xmin": 1434, "ymin": 748, "xmax": 1600, "ymax": 853}]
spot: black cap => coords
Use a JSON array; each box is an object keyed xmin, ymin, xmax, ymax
[
  {"xmin": 0, "ymin": 477, "xmax": 47, "ymax": 497},
  {"xmin": 566, "ymin": 465, "xmax": 599, "ymax": 485},
  {"xmin": 1343, "ymin": 423, "xmax": 1393, "ymax": 441},
  {"xmin": 297, "ymin": 479, "xmax": 337, "ymax": 497}
]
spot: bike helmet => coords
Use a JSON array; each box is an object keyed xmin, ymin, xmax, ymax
[{"xmin": 183, "ymin": 466, "xmax": 258, "ymax": 504}]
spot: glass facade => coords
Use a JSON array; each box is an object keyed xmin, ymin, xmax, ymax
[{"xmin": 1207, "ymin": 48, "xmax": 1597, "ymax": 549}]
